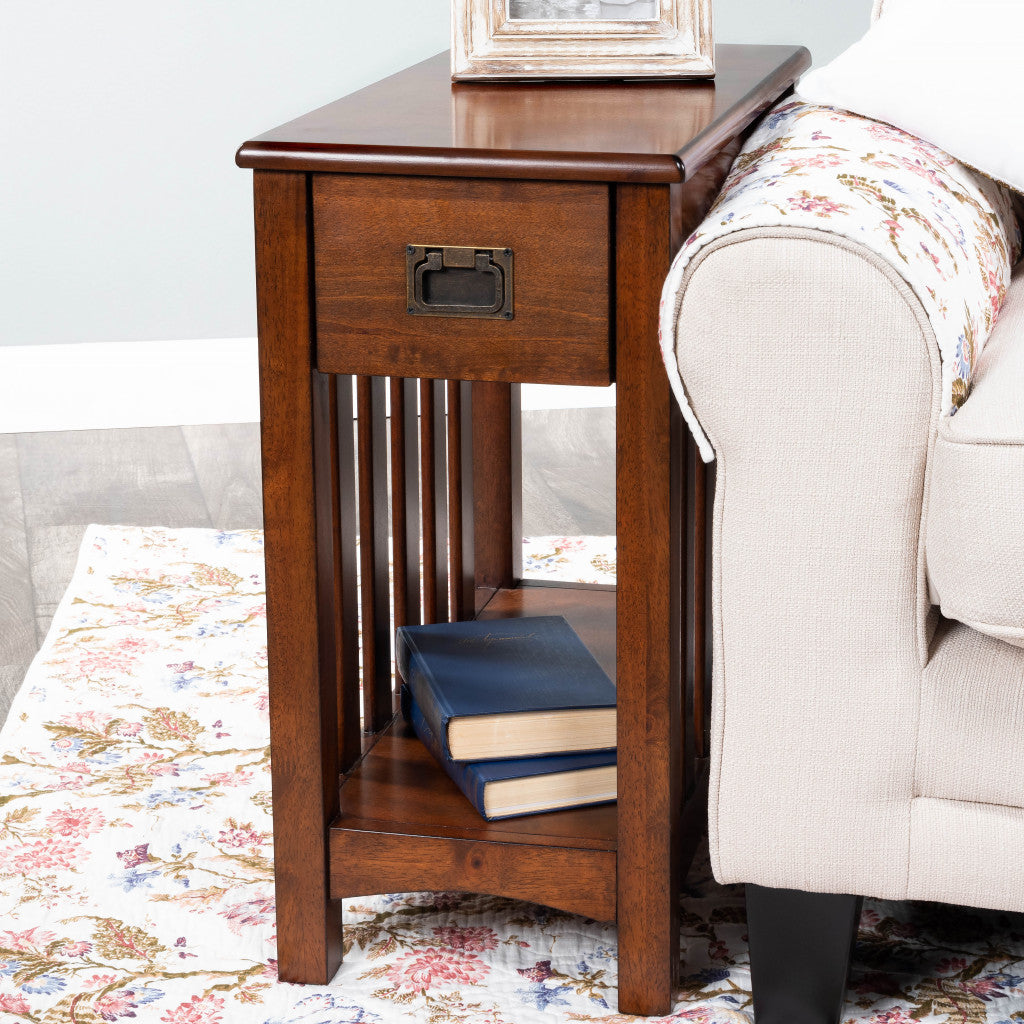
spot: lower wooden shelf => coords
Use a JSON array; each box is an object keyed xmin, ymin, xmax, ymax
[{"xmin": 328, "ymin": 582, "xmax": 619, "ymax": 921}]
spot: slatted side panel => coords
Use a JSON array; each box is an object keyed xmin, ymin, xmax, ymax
[{"xmin": 344, "ymin": 376, "xmax": 480, "ymax": 741}]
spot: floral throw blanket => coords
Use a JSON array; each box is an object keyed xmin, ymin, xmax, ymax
[
  {"xmin": 659, "ymin": 100, "xmax": 1022, "ymax": 463},
  {"xmin": 2, "ymin": 526, "xmax": 1024, "ymax": 1023}
]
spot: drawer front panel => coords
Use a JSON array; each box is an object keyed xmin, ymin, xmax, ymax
[{"xmin": 313, "ymin": 175, "xmax": 611, "ymax": 384}]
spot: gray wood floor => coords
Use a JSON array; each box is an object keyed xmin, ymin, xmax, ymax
[{"xmin": 0, "ymin": 409, "xmax": 614, "ymax": 727}]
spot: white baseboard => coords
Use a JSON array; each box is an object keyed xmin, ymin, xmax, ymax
[
  {"xmin": 0, "ymin": 338, "xmax": 261, "ymax": 433},
  {"xmin": 0, "ymin": 339, "xmax": 615, "ymax": 434}
]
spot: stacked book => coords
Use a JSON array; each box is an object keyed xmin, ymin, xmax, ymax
[{"xmin": 396, "ymin": 615, "xmax": 616, "ymax": 821}]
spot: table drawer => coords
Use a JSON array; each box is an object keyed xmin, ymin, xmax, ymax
[{"xmin": 312, "ymin": 175, "xmax": 611, "ymax": 384}]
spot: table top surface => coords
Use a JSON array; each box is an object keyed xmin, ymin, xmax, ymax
[{"xmin": 237, "ymin": 44, "xmax": 810, "ymax": 183}]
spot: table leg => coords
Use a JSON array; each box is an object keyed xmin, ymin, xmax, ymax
[
  {"xmin": 614, "ymin": 183, "xmax": 683, "ymax": 1015},
  {"xmin": 255, "ymin": 171, "xmax": 343, "ymax": 985}
]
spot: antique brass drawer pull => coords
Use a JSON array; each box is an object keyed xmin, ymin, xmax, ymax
[{"xmin": 406, "ymin": 245, "xmax": 514, "ymax": 320}]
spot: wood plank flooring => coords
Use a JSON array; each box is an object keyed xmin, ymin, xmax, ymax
[{"xmin": 0, "ymin": 409, "xmax": 613, "ymax": 727}]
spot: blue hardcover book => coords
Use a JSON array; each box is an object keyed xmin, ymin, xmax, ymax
[
  {"xmin": 402, "ymin": 686, "xmax": 616, "ymax": 821},
  {"xmin": 395, "ymin": 615, "xmax": 616, "ymax": 762}
]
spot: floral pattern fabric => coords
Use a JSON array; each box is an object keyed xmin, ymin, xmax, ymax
[
  {"xmin": 659, "ymin": 100, "xmax": 1022, "ymax": 463},
  {"xmin": 2, "ymin": 526, "xmax": 1023, "ymax": 1024}
]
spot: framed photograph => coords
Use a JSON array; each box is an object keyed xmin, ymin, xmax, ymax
[{"xmin": 452, "ymin": 0, "xmax": 714, "ymax": 80}]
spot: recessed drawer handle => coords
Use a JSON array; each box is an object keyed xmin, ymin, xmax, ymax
[{"xmin": 407, "ymin": 245, "xmax": 514, "ymax": 320}]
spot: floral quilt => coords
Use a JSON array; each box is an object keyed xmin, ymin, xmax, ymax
[
  {"xmin": 659, "ymin": 100, "xmax": 1022, "ymax": 463},
  {"xmin": 2, "ymin": 526, "xmax": 1023, "ymax": 1024}
]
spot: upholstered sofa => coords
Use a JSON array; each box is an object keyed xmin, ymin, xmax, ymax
[{"xmin": 661, "ymin": 3, "xmax": 1024, "ymax": 1021}]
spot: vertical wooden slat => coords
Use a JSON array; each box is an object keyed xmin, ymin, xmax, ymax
[
  {"xmin": 335, "ymin": 375, "xmax": 361, "ymax": 768},
  {"xmin": 420, "ymin": 380, "xmax": 438, "ymax": 623},
  {"xmin": 419, "ymin": 378, "xmax": 449, "ymax": 622},
  {"xmin": 470, "ymin": 381, "xmax": 522, "ymax": 612},
  {"xmin": 357, "ymin": 375, "xmax": 392, "ymax": 732},
  {"xmin": 447, "ymin": 380, "xmax": 476, "ymax": 620},
  {"xmin": 615, "ymin": 182, "xmax": 680, "ymax": 1016},
  {"xmin": 254, "ymin": 170, "xmax": 341, "ymax": 984},
  {"xmin": 390, "ymin": 377, "xmax": 421, "ymax": 631}
]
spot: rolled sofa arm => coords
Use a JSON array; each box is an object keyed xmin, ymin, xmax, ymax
[
  {"xmin": 662, "ymin": 99, "xmax": 1019, "ymax": 902},
  {"xmin": 676, "ymin": 228, "xmax": 939, "ymax": 900}
]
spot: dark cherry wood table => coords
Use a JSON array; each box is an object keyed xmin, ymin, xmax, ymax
[{"xmin": 237, "ymin": 43, "xmax": 808, "ymax": 1016}]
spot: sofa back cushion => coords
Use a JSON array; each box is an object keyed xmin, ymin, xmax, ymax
[{"xmin": 798, "ymin": 0, "xmax": 1024, "ymax": 195}]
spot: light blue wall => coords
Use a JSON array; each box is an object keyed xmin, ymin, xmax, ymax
[
  {"xmin": 0, "ymin": 0, "xmax": 872, "ymax": 347},
  {"xmin": 716, "ymin": 0, "xmax": 872, "ymax": 65}
]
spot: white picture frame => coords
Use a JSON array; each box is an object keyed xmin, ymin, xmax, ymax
[{"xmin": 452, "ymin": 0, "xmax": 714, "ymax": 80}]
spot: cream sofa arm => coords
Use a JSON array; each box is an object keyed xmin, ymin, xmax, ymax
[{"xmin": 675, "ymin": 227, "xmax": 944, "ymax": 901}]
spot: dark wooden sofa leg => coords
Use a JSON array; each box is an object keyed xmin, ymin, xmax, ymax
[{"xmin": 747, "ymin": 884, "xmax": 863, "ymax": 1024}]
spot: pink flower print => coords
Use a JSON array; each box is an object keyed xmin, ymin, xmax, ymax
[
  {"xmin": 58, "ymin": 940, "xmax": 93, "ymax": 958},
  {"xmin": 147, "ymin": 762, "xmax": 182, "ymax": 777},
  {"xmin": 0, "ymin": 926, "xmax": 57, "ymax": 952},
  {"xmin": 673, "ymin": 1009, "xmax": 714, "ymax": 1023},
  {"xmin": 55, "ymin": 772, "xmax": 88, "ymax": 791},
  {"xmin": 160, "ymin": 993, "xmax": 226, "ymax": 1023},
  {"xmin": 116, "ymin": 721, "xmax": 143, "ymax": 738},
  {"xmin": 60, "ymin": 710, "xmax": 112, "ymax": 733},
  {"xmin": 95, "ymin": 989, "xmax": 140, "ymax": 1019},
  {"xmin": 118, "ymin": 637, "xmax": 157, "ymax": 655},
  {"xmin": 0, "ymin": 838, "xmax": 80, "ymax": 873},
  {"xmin": 868, "ymin": 1011, "xmax": 916, "ymax": 1024},
  {"xmin": 432, "ymin": 925, "xmax": 499, "ymax": 953},
  {"xmin": 386, "ymin": 948, "xmax": 490, "ymax": 992},
  {"xmin": 965, "ymin": 976, "xmax": 1003, "ymax": 998},
  {"xmin": 782, "ymin": 153, "xmax": 842, "ymax": 171},
  {"xmin": 936, "ymin": 956, "xmax": 968, "ymax": 975},
  {"xmin": 78, "ymin": 648, "xmax": 139, "ymax": 676},
  {"xmin": 84, "ymin": 973, "xmax": 120, "ymax": 990},
  {"xmin": 46, "ymin": 807, "xmax": 106, "ymax": 837},
  {"xmin": 0, "ymin": 993, "xmax": 31, "ymax": 1014},
  {"xmin": 217, "ymin": 824, "xmax": 268, "ymax": 852},
  {"xmin": 787, "ymin": 191, "xmax": 846, "ymax": 217},
  {"xmin": 882, "ymin": 218, "xmax": 903, "ymax": 236},
  {"xmin": 221, "ymin": 895, "xmax": 275, "ymax": 936},
  {"xmin": 202, "ymin": 770, "xmax": 253, "ymax": 788}
]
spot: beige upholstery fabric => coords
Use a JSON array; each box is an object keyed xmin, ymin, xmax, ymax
[
  {"xmin": 674, "ymin": 224, "xmax": 1024, "ymax": 913},
  {"xmin": 675, "ymin": 228, "xmax": 941, "ymax": 901},
  {"xmin": 918, "ymin": 620, "xmax": 1024, "ymax": 811},
  {"xmin": 910, "ymin": 799, "xmax": 1024, "ymax": 914},
  {"xmin": 926, "ymin": 268, "xmax": 1024, "ymax": 648}
]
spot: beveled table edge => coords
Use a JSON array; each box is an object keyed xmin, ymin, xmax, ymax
[{"xmin": 236, "ymin": 44, "xmax": 811, "ymax": 183}]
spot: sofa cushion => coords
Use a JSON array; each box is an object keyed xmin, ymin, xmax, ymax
[
  {"xmin": 797, "ymin": 0, "xmax": 1024, "ymax": 195},
  {"xmin": 926, "ymin": 266, "xmax": 1024, "ymax": 647}
]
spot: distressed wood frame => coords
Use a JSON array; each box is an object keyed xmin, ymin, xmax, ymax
[{"xmin": 452, "ymin": 0, "xmax": 714, "ymax": 80}]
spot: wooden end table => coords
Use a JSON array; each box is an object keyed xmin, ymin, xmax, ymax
[{"xmin": 237, "ymin": 43, "xmax": 808, "ymax": 1016}]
